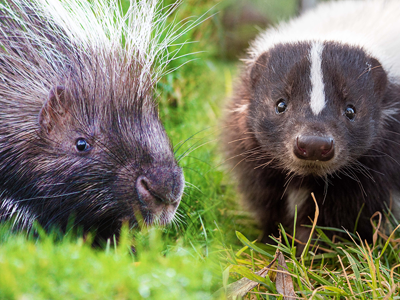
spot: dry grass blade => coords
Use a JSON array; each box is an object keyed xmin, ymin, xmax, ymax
[
  {"xmin": 300, "ymin": 192, "xmax": 319, "ymax": 261},
  {"xmin": 382, "ymin": 283, "xmax": 398, "ymax": 300},
  {"xmin": 370, "ymin": 211, "xmax": 382, "ymax": 247},
  {"xmin": 221, "ymin": 252, "xmax": 279, "ymax": 300},
  {"xmin": 337, "ymin": 254, "xmax": 354, "ymax": 296},
  {"xmin": 276, "ymin": 251, "xmax": 296, "ymax": 299}
]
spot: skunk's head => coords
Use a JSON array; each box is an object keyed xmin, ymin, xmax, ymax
[{"xmin": 247, "ymin": 41, "xmax": 388, "ymax": 176}]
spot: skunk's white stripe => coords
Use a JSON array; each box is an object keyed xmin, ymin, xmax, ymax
[{"xmin": 309, "ymin": 42, "xmax": 325, "ymax": 115}]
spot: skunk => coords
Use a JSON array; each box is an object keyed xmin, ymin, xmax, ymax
[{"xmin": 223, "ymin": 0, "xmax": 400, "ymax": 242}]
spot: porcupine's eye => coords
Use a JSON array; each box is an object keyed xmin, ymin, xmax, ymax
[
  {"xmin": 344, "ymin": 105, "xmax": 356, "ymax": 121},
  {"xmin": 275, "ymin": 99, "xmax": 287, "ymax": 114},
  {"xmin": 75, "ymin": 138, "xmax": 90, "ymax": 152}
]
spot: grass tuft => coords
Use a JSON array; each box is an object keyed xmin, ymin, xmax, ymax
[{"xmin": 222, "ymin": 203, "xmax": 400, "ymax": 299}]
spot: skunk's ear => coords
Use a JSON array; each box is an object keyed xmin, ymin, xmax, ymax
[
  {"xmin": 250, "ymin": 52, "xmax": 269, "ymax": 89},
  {"xmin": 369, "ymin": 57, "xmax": 388, "ymax": 99},
  {"xmin": 38, "ymin": 86, "xmax": 68, "ymax": 134}
]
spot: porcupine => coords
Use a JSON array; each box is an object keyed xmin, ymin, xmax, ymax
[
  {"xmin": 0, "ymin": 0, "xmax": 188, "ymax": 242},
  {"xmin": 223, "ymin": 0, "xmax": 400, "ymax": 244}
]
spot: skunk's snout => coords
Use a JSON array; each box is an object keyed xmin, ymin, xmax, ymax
[{"xmin": 294, "ymin": 135, "xmax": 335, "ymax": 161}]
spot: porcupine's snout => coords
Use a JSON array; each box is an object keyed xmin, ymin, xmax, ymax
[
  {"xmin": 293, "ymin": 135, "xmax": 335, "ymax": 161},
  {"xmin": 136, "ymin": 167, "xmax": 184, "ymax": 208}
]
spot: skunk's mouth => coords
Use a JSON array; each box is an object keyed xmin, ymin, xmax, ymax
[{"xmin": 286, "ymin": 157, "xmax": 338, "ymax": 177}]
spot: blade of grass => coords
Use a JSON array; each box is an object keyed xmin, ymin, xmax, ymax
[{"xmin": 235, "ymin": 231, "xmax": 274, "ymax": 259}]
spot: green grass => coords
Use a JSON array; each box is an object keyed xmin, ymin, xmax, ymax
[
  {"xmin": 0, "ymin": 226, "xmax": 223, "ymax": 300},
  {"xmin": 222, "ymin": 212, "xmax": 400, "ymax": 299},
  {"xmin": 2, "ymin": 0, "xmax": 400, "ymax": 299}
]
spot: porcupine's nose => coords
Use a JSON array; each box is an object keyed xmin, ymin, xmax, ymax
[
  {"xmin": 136, "ymin": 167, "xmax": 184, "ymax": 206},
  {"xmin": 293, "ymin": 135, "xmax": 335, "ymax": 161}
]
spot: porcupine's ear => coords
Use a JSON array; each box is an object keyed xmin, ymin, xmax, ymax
[{"xmin": 38, "ymin": 86, "xmax": 68, "ymax": 134}]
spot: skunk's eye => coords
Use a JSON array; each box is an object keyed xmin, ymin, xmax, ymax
[
  {"xmin": 276, "ymin": 99, "xmax": 287, "ymax": 114},
  {"xmin": 76, "ymin": 138, "xmax": 90, "ymax": 152},
  {"xmin": 345, "ymin": 105, "xmax": 356, "ymax": 121}
]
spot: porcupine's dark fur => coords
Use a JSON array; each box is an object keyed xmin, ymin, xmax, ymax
[
  {"xmin": 223, "ymin": 0, "xmax": 400, "ymax": 244},
  {"xmin": 0, "ymin": 0, "xmax": 186, "ymax": 243}
]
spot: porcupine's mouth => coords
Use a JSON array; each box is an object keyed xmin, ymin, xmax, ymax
[{"xmin": 139, "ymin": 201, "xmax": 180, "ymax": 226}]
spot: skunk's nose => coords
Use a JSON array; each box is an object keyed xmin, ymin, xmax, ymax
[
  {"xmin": 293, "ymin": 135, "xmax": 334, "ymax": 161},
  {"xmin": 136, "ymin": 167, "xmax": 184, "ymax": 206}
]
